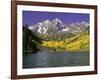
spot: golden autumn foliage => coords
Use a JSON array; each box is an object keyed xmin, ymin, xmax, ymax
[{"xmin": 42, "ymin": 31, "xmax": 89, "ymax": 52}]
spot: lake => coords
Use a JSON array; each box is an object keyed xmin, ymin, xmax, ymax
[{"xmin": 23, "ymin": 51, "xmax": 89, "ymax": 69}]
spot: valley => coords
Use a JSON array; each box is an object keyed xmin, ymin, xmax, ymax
[{"xmin": 23, "ymin": 18, "xmax": 89, "ymax": 53}]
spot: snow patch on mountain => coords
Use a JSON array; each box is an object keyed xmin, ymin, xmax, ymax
[{"xmin": 28, "ymin": 18, "xmax": 89, "ymax": 34}]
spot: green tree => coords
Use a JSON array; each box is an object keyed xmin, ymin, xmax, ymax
[{"xmin": 23, "ymin": 24, "xmax": 41, "ymax": 53}]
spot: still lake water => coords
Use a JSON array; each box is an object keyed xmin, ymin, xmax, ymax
[{"xmin": 23, "ymin": 51, "xmax": 89, "ymax": 69}]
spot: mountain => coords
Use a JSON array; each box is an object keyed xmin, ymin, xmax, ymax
[
  {"xmin": 50, "ymin": 18, "xmax": 64, "ymax": 30},
  {"xmin": 28, "ymin": 18, "xmax": 89, "ymax": 35},
  {"xmin": 63, "ymin": 22, "xmax": 89, "ymax": 34}
]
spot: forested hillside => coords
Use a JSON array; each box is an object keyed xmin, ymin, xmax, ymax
[{"xmin": 42, "ymin": 31, "xmax": 89, "ymax": 52}]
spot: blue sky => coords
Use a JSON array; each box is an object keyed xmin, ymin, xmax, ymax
[{"xmin": 23, "ymin": 11, "xmax": 89, "ymax": 26}]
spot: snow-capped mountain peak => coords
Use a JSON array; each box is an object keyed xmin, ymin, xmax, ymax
[
  {"xmin": 43, "ymin": 19, "xmax": 50, "ymax": 24},
  {"xmin": 53, "ymin": 18, "xmax": 62, "ymax": 23},
  {"xmin": 28, "ymin": 19, "xmax": 89, "ymax": 34}
]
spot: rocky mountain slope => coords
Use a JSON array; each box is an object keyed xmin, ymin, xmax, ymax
[{"xmin": 28, "ymin": 18, "xmax": 89, "ymax": 35}]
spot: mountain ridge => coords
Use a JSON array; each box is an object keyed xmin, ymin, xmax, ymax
[{"xmin": 28, "ymin": 18, "xmax": 89, "ymax": 35}]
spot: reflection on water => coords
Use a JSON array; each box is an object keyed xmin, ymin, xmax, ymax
[{"xmin": 23, "ymin": 51, "xmax": 89, "ymax": 69}]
